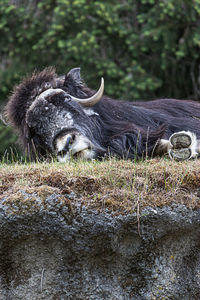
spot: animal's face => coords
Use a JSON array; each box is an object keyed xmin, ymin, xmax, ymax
[
  {"xmin": 17, "ymin": 68, "xmax": 106, "ymax": 161},
  {"xmin": 26, "ymin": 88, "xmax": 96, "ymax": 161}
]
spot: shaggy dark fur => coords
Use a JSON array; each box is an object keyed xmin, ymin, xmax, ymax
[
  {"xmin": 4, "ymin": 67, "xmax": 200, "ymax": 160},
  {"xmin": 5, "ymin": 68, "xmax": 63, "ymax": 157}
]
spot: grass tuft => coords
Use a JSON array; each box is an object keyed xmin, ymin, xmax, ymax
[{"xmin": 0, "ymin": 157, "xmax": 200, "ymax": 214}]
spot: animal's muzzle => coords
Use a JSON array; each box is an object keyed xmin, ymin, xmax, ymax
[
  {"xmin": 54, "ymin": 131, "xmax": 95, "ymax": 162},
  {"xmin": 57, "ymin": 135, "xmax": 73, "ymax": 157}
]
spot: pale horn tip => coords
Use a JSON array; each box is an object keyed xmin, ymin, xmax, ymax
[{"xmin": 71, "ymin": 77, "xmax": 104, "ymax": 107}]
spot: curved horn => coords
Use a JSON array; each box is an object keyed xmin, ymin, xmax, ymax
[{"xmin": 70, "ymin": 78, "xmax": 104, "ymax": 107}]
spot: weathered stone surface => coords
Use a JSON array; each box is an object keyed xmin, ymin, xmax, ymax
[{"xmin": 0, "ymin": 191, "xmax": 199, "ymax": 299}]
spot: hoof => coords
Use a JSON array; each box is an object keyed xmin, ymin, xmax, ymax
[
  {"xmin": 169, "ymin": 132, "xmax": 192, "ymax": 149},
  {"xmin": 168, "ymin": 148, "xmax": 192, "ymax": 161},
  {"xmin": 168, "ymin": 131, "xmax": 198, "ymax": 161}
]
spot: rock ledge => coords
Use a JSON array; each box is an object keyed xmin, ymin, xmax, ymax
[{"xmin": 0, "ymin": 192, "xmax": 199, "ymax": 299}]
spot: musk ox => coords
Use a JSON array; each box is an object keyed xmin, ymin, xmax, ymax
[{"xmin": 4, "ymin": 67, "xmax": 200, "ymax": 162}]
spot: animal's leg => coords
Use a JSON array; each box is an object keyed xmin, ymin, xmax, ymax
[
  {"xmin": 168, "ymin": 131, "xmax": 199, "ymax": 161},
  {"xmin": 154, "ymin": 139, "xmax": 172, "ymax": 156}
]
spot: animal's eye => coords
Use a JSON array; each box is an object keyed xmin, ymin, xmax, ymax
[{"xmin": 64, "ymin": 95, "xmax": 72, "ymax": 102}]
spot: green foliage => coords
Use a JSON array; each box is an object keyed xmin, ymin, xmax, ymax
[{"xmin": 1, "ymin": 0, "xmax": 200, "ymax": 157}]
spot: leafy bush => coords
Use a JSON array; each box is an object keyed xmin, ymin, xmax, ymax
[
  {"xmin": 0, "ymin": 122, "xmax": 20, "ymax": 159},
  {"xmin": 1, "ymin": 0, "xmax": 200, "ymax": 157}
]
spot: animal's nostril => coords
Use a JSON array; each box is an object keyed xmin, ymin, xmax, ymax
[
  {"xmin": 57, "ymin": 135, "xmax": 74, "ymax": 156},
  {"xmin": 65, "ymin": 135, "xmax": 73, "ymax": 149},
  {"xmin": 57, "ymin": 150, "xmax": 68, "ymax": 157}
]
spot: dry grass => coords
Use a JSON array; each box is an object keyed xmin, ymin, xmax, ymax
[{"xmin": 0, "ymin": 157, "xmax": 200, "ymax": 214}]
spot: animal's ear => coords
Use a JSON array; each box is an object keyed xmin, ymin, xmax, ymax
[{"xmin": 65, "ymin": 67, "xmax": 83, "ymax": 84}]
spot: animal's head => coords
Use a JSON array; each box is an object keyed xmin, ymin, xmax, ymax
[{"xmin": 5, "ymin": 67, "xmax": 106, "ymax": 161}]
